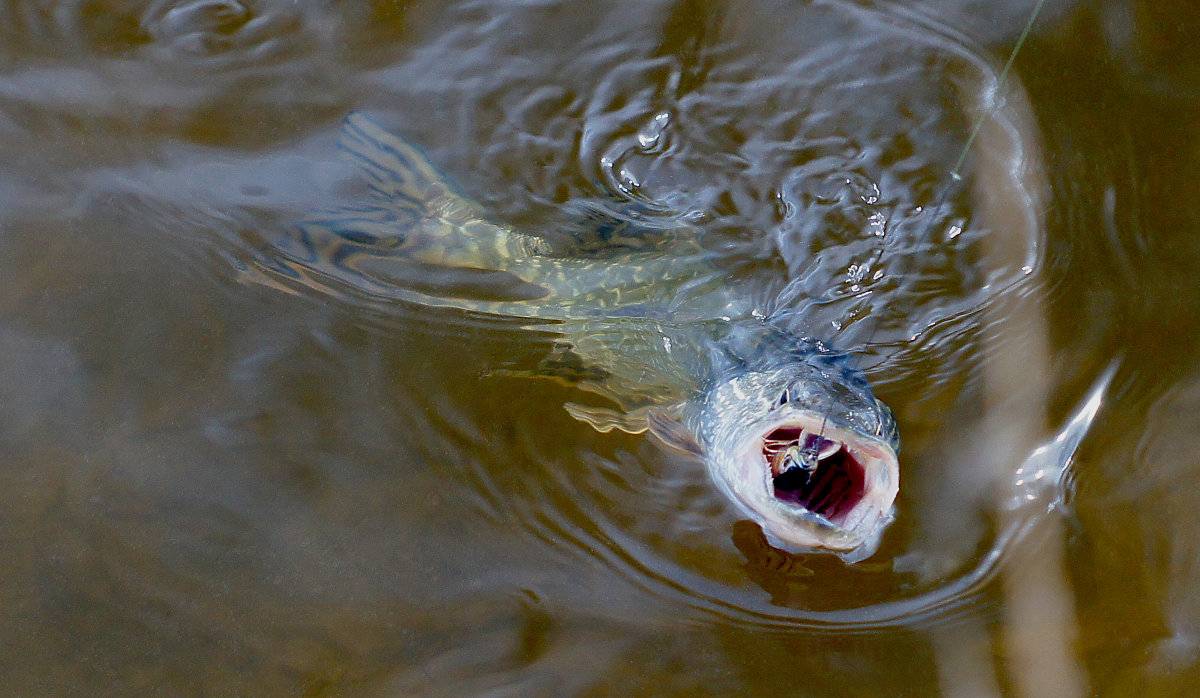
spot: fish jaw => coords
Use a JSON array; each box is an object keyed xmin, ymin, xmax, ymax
[{"xmin": 718, "ymin": 408, "xmax": 899, "ymax": 555}]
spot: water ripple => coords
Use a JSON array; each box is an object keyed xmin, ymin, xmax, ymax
[
  {"xmin": 217, "ymin": 0, "xmax": 1066, "ymax": 632},
  {"xmin": 11, "ymin": 0, "xmax": 1069, "ymax": 638}
]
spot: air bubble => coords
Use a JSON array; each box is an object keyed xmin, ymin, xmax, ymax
[{"xmin": 636, "ymin": 111, "xmax": 672, "ymax": 150}]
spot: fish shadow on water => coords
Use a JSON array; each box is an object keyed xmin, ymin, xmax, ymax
[
  {"xmin": 731, "ymin": 519, "xmax": 897, "ymax": 610},
  {"xmin": 732, "ymin": 520, "xmax": 817, "ymax": 607}
]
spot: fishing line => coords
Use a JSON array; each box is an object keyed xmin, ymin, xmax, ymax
[
  {"xmin": 808, "ymin": 0, "xmax": 1047, "ymax": 461},
  {"xmin": 948, "ymin": 0, "xmax": 1047, "ymax": 183},
  {"xmin": 846, "ymin": 0, "xmax": 1047, "ymax": 358}
]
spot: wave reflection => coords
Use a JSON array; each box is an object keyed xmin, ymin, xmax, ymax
[{"xmin": 240, "ymin": 0, "xmax": 1066, "ymax": 631}]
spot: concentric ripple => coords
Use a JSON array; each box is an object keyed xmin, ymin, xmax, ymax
[
  {"xmin": 0, "ymin": 0, "xmax": 400, "ymax": 160},
  {"xmin": 1, "ymin": 0, "xmax": 315, "ymax": 61},
  {"xmin": 50, "ymin": 0, "xmax": 1061, "ymax": 630},
  {"xmin": 238, "ymin": 0, "xmax": 1063, "ymax": 628}
]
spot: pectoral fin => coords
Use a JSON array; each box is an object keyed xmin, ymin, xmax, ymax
[
  {"xmin": 562, "ymin": 397, "xmax": 701, "ymax": 454},
  {"xmin": 564, "ymin": 402, "xmax": 650, "ymax": 434},
  {"xmin": 646, "ymin": 404, "xmax": 703, "ymax": 457}
]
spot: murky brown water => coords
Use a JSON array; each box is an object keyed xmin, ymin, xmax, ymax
[{"xmin": 2, "ymin": 0, "xmax": 1199, "ymax": 694}]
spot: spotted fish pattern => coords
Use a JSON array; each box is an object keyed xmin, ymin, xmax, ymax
[{"xmin": 266, "ymin": 114, "xmax": 744, "ymax": 326}]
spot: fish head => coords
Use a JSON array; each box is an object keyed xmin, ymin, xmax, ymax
[{"xmin": 681, "ymin": 353, "xmax": 900, "ymax": 558}]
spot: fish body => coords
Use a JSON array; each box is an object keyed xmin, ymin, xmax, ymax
[{"xmin": 260, "ymin": 114, "xmax": 901, "ymax": 557}]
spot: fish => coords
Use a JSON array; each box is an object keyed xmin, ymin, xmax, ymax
[{"xmin": 256, "ymin": 113, "xmax": 901, "ymax": 558}]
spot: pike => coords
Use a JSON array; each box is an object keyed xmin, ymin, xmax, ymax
[
  {"xmin": 257, "ymin": 112, "xmax": 899, "ymax": 557},
  {"xmin": 254, "ymin": 1, "xmax": 1044, "ymax": 559}
]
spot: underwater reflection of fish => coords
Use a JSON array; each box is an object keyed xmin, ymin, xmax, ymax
[{"xmin": 257, "ymin": 113, "xmax": 901, "ymax": 559}]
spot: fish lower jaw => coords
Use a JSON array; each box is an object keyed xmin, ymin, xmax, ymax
[{"xmin": 753, "ymin": 498, "xmax": 894, "ymax": 555}]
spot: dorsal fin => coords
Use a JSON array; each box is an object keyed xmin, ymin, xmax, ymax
[{"xmin": 338, "ymin": 113, "xmax": 483, "ymax": 220}]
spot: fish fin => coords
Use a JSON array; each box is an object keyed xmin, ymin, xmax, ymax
[
  {"xmin": 535, "ymin": 342, "xmax": 611, "ymax": 383},
  {"xmin": 337, "ymin": 113, "xmax": 552, "ymax": 270},
  {"xmin": 564, "ymin": 402, "xmax": 649, "ymax": 434},
  {"xmin": 339, "ymin": 113, "xmax": 482, "ymax": 218},
  {"xmin": 646, "ymin": 404, "xmax": 702, "ymax": 456},
  {"xmin": 484, "ymin": 343, "xmax": 611, "ymax": 387}
]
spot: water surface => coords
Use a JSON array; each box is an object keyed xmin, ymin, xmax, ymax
[{"xmin": 1, "ymin": 0, "xmax": 1198, "ymax": 694}]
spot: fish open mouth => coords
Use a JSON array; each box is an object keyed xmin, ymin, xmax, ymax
[
  {"xmin": 763, "ymin": 426, "xmax": 866, "ymax": 525},
  {"xmin": 716, "ymin": 406, "xmax": 899, "ymax": 553}
]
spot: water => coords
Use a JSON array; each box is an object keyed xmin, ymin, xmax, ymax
[{"xmin": 1, "ymin": 0, "xmax": 1198, "ymax": 694}]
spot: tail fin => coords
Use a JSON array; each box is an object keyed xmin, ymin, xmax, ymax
[
  {"xmin": 328, "ymin": 113, "xmax": 551, "ymax": 270},
  {"xmin": 246, "ymin": 113, "xmax": 561, "ymax": 314},
  {"xmin": 339, "ymin": 112, "xmax": 484, "ymax": 221}
]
